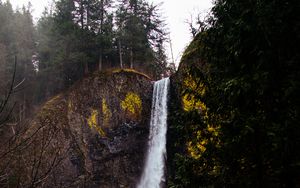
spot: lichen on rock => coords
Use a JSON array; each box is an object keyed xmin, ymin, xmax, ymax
[{"xmin": 102, "ymin": 98, "xmax": 111, "ymax": 127}]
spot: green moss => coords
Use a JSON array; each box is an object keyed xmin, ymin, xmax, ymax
[
  {"xmin": 92, "ymin": 68, "xmax": 152, "ymax": 81},
  {"xmin": 112, "ymin": 68, "xmax": 152, "ymax": 80},
  {"xmin": 121, "ymin": 92, "xmax": 142, "ymax": 119}
]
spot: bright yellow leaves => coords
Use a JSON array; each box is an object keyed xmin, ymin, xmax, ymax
[
  {"xmin": 121, "ymin": 92, "xmax": 142, "ymax": 118},
  {"xmin": 86, "ymin": 98, "xmax": 112, "ymax": 136},
  {"xmin": 182, "ymin": 74, "xmax": 207, "ymax": 112},
  {"xmin": 182, "ymin": 94, "xmax": 207, "ymax": 112},
  {"xmin": 102, "ymin": 98, "xmax": 112, "ymax": 127},
  {"xmin": 85, "ymin": 93, "xmax": 142, "ymax": 136},
  {"xmin": 187, "ymin": 125, "xmax": 221, "ymax": 160},
  {"xmin": 87, "ymin": 109, "xmax": 98, "ymax": 128},
  {"xmin": 207, "ymin": 125, "xmax": 219, "ymax": 137},
  {"xmin": 183, "ymin": 75, "xmax": 206, "ymax": 97},
  {"xmin": 87, "ymin": 109, "xmax": 106, "ymax": 137},
  {"xmin": 187, "ymin": 138, "xmax": 208, "ymax": 159},
  {"xmin": 182, "ymin": 72, "xmax": 221, "ymax": 160}
]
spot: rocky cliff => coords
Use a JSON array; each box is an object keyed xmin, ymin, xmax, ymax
[{"xmin": 14, "ymin": 69, "xmax": 153, "ymax": 187}]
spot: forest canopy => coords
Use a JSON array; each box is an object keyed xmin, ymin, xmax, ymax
[{"xmin": 0, "ymin": 0, "xmax": 173, "ymax": 123}]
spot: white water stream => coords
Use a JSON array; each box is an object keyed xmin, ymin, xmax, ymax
[{"xmin": 137, "ymin": 77, "xmax": 170, "ymax": 188}]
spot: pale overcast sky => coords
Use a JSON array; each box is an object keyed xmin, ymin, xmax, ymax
[{"xmin": 10, "ymin": 0, "xmax": 213, "ymax": 65}]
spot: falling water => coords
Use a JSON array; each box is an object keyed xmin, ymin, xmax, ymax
[{"xmin": 137, "ymin": 77, "xmax": 170, "ymax": 188}]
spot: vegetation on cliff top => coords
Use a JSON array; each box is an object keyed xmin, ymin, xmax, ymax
[{"xmin": 0, "ymin": 0, "xmax": 173, "ymax": 131}]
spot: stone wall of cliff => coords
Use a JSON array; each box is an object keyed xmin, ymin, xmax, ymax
[{"xmin": 9, "ymin": 69, "xmax": 153, "ymax": 187}]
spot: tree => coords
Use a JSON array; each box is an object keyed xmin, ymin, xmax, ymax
[
  {"xmin": 168, "ymin": 0, "xmax": 300, "ymax": 187},
  {"xmin": 53, "ymin": 0, "xmax": 89, "ymax": 84},
  {"xmin": 90, "ymin": 0, "xmax": 114, "ymax": 70},
  {"xmin": 0, "ymin": 1, "xmax": 36, "ymax": 122},
  {"xmin": 115, "ymin": 0, "xmax": 168, "ymax": 76},
  {"xmin": 13, "ymin": 3, "xmax": 37, "ymax": 121},
  {"xmin": 0, "ymin": 58, "xmax": 17, "ymax": 127},
  {"xmin": 35, "ymin": 8, "xmax": 63, "ymax": 102}
]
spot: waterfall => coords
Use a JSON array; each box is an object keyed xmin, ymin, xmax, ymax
[{"xmin": 137, "ymin": 77, "xmax": 170, "ymax": 188}]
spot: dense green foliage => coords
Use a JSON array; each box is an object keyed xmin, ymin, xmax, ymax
[
  {"xmin": 168, "ymin": 0, "xmax": 300, "ymax": 187},
  {"xmin": 35, "ymin": 0, "xmax": 170, "ymax": 102}
]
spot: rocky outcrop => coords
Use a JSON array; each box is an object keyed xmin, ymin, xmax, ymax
[{"xmin": 16, "ymin": 69, "xmax": 153, "ymax": 187}]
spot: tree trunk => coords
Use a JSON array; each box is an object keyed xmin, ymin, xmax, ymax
[
  {"xmin": 98, "ymin": 50, "xmax": 103, "ymax": 71},
  {"xmin": 118, "ymin": 39, "xmax": 123, "ymax": 69},
  {"xmin": 130, "ymin": 48, "xmax": 133, "ymax": 69},
  {"xmin": 86, "ymin": 3, "xmax": 90, "ymax": 28},
  {"xmin": 98, "ymin": 0, "xmax": 104, "ymax": 71},
  {"xmin": 80, "ymin": 1, "xmax": 84, "ymax": 29}
]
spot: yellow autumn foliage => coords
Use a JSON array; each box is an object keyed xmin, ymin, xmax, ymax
[
  {"xmin": 183, "ymin": 74, "xmax": 206, "ymax": 97},
  {"xmin": 182, "ymin": 94, "xmax": 207, "ymax": 112},
  {"xmin": 187, "ymin": 138, "xmax": 208, "ymax": 159},
  {"xmin": 121, "ymin": 92, "xmax": 142, "ymax": 117},
  {"xmin": 187, "ymin": 125, "xmax": 221, "ymax": 159},
  {"xmin": 102, "ymin": 98, "xmax": 112, "ymax": 127},
  {"xmin": 207, "ymin": 125, "xmax": 220, "ymax": 137},
  {"xmin": 182, "ymin": 70, "xmax": 222, "ymax": 160},
  {"xmin": 182, "ymin": 72, "xmax": 208, "ymax": 112},
  {"xmin": 87, "ymin": 109, "xmax": 105, "ymax": 137}
]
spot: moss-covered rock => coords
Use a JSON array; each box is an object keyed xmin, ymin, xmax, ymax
[{"xmin": 16, "ymin": 69, "xmax": 153, "ymax": 187}]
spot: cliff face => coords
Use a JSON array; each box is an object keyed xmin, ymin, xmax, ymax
[{"xmin": 17, "ymin": 69, "xmax": 153, "ymax": 187}]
